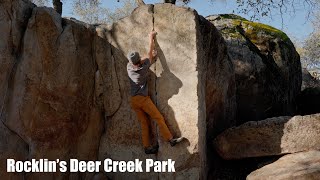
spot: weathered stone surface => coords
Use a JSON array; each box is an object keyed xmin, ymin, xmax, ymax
[
  {"xmin": 97, "ymin": 5, "xmax": 159, "ymax": 180},
  {"xmin": 0, "ymin": 2, "xmax": 236, "ymax": 179},
  {"xmin": 247, "ymin": 151, "xmax": 320, "ymax": 180},
  {"xmin": 154, "ymin": 4, "xmax": 236, "ymax": 180},
  {"xmin": 0, "ymin": 121, "xmax": 28, "ymax": 180},
  {"xmin": 7, "ymin": 6, "xmax": 104, "ymax": 160},
  {"xmin": 214, "ymin": 114, "xmax": 320, "ymax": 159},
  {"xmin": 1, "ymin": 1, "xmax": 104, "ymax": 179},
  {"xmin": 95, "ymin": 27, "xmax": 122, "ymax": 116},
  {"xmin": 207, "ymin": 14, "xmax": 302, "ymax": 124},
  {"xmin": 0, "ymin": 0, "xmax": 34, "ymax": 179},
  {"xmin": 98, "ymin": 4, "xmax": 236, "ymax": 179},
  {"xmin": 0, "ymin": 0, "xmax": 34, "ymax": 107}
]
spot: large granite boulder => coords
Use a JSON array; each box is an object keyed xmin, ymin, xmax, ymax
[
  {"xmin": 98, "ymin": 4, "xmax": 236, "ymax": 179},
  {"xmin": 247, "ymin": 150, "xmax": 320, "ymax": 180},
  {"xmin": 207, "ymin": 14, "xmax": 302, "ymax": 124},
  {"xmin": 214, "ymin": 114, "xmax": 320, "ymax": 159},
  {"xmin": 0, "ymin": 1, "xmax": 236, "ymax": 179},
  {"xmin": 1, "ymin": 1, "xmax": 105, "ymax": 179}
]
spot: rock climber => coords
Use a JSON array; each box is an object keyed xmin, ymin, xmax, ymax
[{"xmin": 127, "ymin": 30, "xmax": 184, "ymax": 154}]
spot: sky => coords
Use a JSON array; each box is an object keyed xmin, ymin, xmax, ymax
[{"xmin": 59, "ymin": 0, "xmax": 315, "ymax": 42}]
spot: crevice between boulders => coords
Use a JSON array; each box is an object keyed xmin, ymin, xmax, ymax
[
  {"xmin": 108, "ymin": 46, "xmax": 123, "ymax": 117},
  {"xmin": 55, "ymin": 18, "xmax": 68, "ymax": 48}
]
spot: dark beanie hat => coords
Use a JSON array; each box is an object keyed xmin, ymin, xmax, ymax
[{"xmin": 127, "ymin": 51, "xmax": 140, "ymax": 65}]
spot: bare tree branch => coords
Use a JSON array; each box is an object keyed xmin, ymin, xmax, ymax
[
  {"xmin": 73, "ymin": 0, "xmax": 137, "ymax": 24},
  {"xmin": 136, "ymin": 0, "xmax": 145, "ymax": 6}
]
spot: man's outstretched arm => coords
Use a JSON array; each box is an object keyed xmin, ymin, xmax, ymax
[
  {"xmin": 141, "ymin": 31, "xmax": 157, "ymax": 64},
  {"xmin": 148, "ymin": 31, "xmax": 157, "ymax": 64}
]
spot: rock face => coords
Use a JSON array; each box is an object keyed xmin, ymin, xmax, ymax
[
  {"xmin": 1, "ymin": 1, "xmax": 105, "ymax": 179},
  {"xmin": 207, "ymin": 14, "xmax": 302, "ymax": 124},
  {"xmin": 0, "ymin": 1, "xmax": 236, "ymax": 179},
  {"xmin": 247, "ymin": 150, "xmax": 320, "ymax": 180},
  {"xmin": 0, "ymin": 121, "xmax": 28, "ymax": 180},
  {"xmin": 0, "ymin": 0, "xmax": 36, "ymax": 179},
  {"xmin": 98, "ymin": 4, "xmax": 236, "ymax": 180},
  {"xmin": 214, "ymin": 114, "xmax": 320, "ymax": 160}
]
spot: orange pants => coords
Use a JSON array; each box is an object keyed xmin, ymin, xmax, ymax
[{"xmin": 130, "ymin": 95, "xmax": 173, "ymax": 148}]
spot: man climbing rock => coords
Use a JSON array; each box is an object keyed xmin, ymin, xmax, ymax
[{"xmin": 127, "ymin": 31, "xmax": 184, "ymax": 154}]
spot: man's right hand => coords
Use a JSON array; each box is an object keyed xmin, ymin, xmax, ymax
[
  {"xmin": 149, "ymin": 31, "xmax": 157, "ymax": 40},
  {"xmin": 152, "ymin": 49, "xmax": 158, "ymax": 58},
  {"xmin": 148, "ymin": 31, "xmax": 157, "ymax": 64}
]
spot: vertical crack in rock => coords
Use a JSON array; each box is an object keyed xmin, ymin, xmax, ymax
[
  {"xmin": 33, "ymin": 9, "xmax": 45, "ymax": 127},
  {"xmin": 95, "ymin": 25, "xmax": 122, "ymax": 117},
  {"xmin": 93, "ymin": 41, "xmax": 106, "ymax": 169},
  {"xmin": 0, "ymin": 65, "xmax": 13, "ymax": 120},
  {"xmin": 152, "ymin": 5, "xmax": 155, "ymax": 31},
  {"xmin": 151, "ymin": 5, "xmax": 158, "ymax": 107},
  {"xmin": 54, "ymin": 19, "xmax": 68, "ymax": 48},
  {"xmin": 108, "ymin": 46, "xmax": 122, "ymax": 117},
  {"xmin": 91, "ymin": 33, "xmax": 106, "ymax": 170},
  {"xmin": 150, "ymin": 5, "xmax": 161, "ymax": 179}
]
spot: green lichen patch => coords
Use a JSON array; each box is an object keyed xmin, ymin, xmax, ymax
[
  {"xmin": 220, "ymin": 28, "xmax": 243, "ymax": 39},
  {"xmin": 242, "ymin": 21, "xmax": 290, "ymax": 42},
  {"xmin": 215, "ymin": 14, "xmax": 290, "ymax": 42}
]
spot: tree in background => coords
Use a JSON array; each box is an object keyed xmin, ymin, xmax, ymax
[
  {"xmin": 31, "ymin": 0, "xmax": 319, "ymax": 23},
  {"xmin": 30, "ymin": 0, "xmax": 136, "ymax": 23},
  {"xmin": 72, "ymin": 0, "xmax": 137, "ymax": 24},
  {"xmin": 304, "ymin": 32, "xmax": 320, "ymax": 66},
  {"xmin": 300, "ymin": 12, "xmax": 320, "ymax": 78},
  {"xmin": 30, "ymin": 0, "xmax": 63, "ymax": 14},
  {"xmin": 232, "ymin": 0, "xmax": 319, "ymax": 21}
]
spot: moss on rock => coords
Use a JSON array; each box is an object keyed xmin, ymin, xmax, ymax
[
  {"xmin": 220, "ymin": 28, "xmax": 243, "ymax": 39},
  {"xmin": 213, "ymin": 14, "xmax": 290, "ymax": 43},
  {"xmin": 242, "ymin": 21, "xmax": 290, "ymax": 42}
]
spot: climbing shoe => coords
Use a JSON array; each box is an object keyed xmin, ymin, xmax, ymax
[
  {"xmin": 169, "ymin": 137, "xmax": 184, "ymax": 147},
  {"xmin": 144, "ymin": 145, "xmax": 159, "ymax": 154}
]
